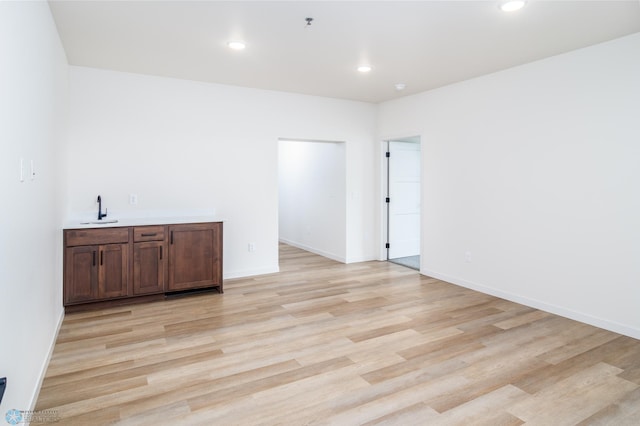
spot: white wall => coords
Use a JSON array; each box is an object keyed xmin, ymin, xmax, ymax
[
  {"xmin": 279, "ymin": 140, "xmax": 346, "ymax": 261},
  {"xmin": 0, "ymin": 0, "xmax": 67, "ymax": 413},
  {"xmin": 377, "ymin": 33, "xmax": 640, "ymax": 339},
  {"xmin": 66, "ymin": 67, "xmax": 377, "ymax": 278}
]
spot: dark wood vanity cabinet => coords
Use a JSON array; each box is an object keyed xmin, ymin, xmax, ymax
[
  {"xmin": 133, "ymin": 226, "xmax": 167, "ymax": 295},
  {"xmin": 98, "ymin": 243, "xmax": 130, "ymax": 299},
  {"xmin": 168, "ymin": 223, "xmax": 223, "ymax": 292},
  {"xmin": 64, "ymin": 221, "xmax": 222, "ymax": 309},
  {"xmin": 64, "ymin": 245, "xmax": 98, "ymax": 303},
  {"xmin": 64, "ymin": 228, "xmax": 130, "ymax": 305}
]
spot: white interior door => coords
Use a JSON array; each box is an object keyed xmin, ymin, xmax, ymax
[{"xmin": 388, "ymin": 140, "xmax": 420, "ymax": 259}]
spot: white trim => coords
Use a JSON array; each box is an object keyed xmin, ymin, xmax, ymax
[
  {"xmin": 279, "ymin": 238, "xmax": 346, "ymax": 263},
  {"xmin": 29, "ymin": 308, "xmax": 65, "ymax": 411},
  {"xmin": 345, "ymin": 255, "xmax": 378, "ymax": 264},
  {"xmin": 224, "ymin": 266, "xmax": 280, "ymax": 280},
  {"xmin": 422, "ymin": 269, "xmax": 640, "ymax": 340},
  {"xmin": 378, "ymin": 139, "xmax": 389, "ymax": 261},
  {"xmin": 279, "ymin": 137, "xmax": 345, "ymax": 144}
]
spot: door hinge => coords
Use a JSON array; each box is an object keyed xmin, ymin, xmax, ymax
[
  {"xmin": 385, "ymin": 152, "xmax": 390, "ymax": 158},
  {"xmin": 385, "ymin": 197, "xmax": 390, "ymax": 203},
  {"xmin": 385, "ymin": 243, "xmax": 390, "ymax": 249}
]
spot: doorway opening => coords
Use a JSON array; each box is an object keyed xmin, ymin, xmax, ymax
[
  {"xmin": 278, "ymin": 139, "xmax": 347, "ymax": 263},
  {"xmin": 385, "ymin": 137, "xmax": 421, "ymax": 270}
]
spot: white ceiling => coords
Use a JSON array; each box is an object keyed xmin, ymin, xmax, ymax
[{"xmin": 48, "ymin": 1, "xmax": 640, "ymax": 103}]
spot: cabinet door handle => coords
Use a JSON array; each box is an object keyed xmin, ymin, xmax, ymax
[
  {"xmin": 170, "ymin": 231, "xmax": 173, "ymax": 244},
  {"xmin": 100, "ymin": 250, "xmax": 103, "ymax": 266},
  {"xmin": 141, "ymin": 233, "xmax": 157, "ymax": 237},
  {"xmin": 92, "ymin": 251, "xmax": 96, "ymax": 266},
  {"xmin": 159, "ymin": 246, "xmax": 163, "ymax": 260}
]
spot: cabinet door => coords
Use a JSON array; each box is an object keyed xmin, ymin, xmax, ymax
[
  {"xmin": 98, "ymin": 243, "xmax": 129, "ymax": 299},
  {"xmin": 65, "ymin": 245, "xmax": 98, "ymax": 304},
  {"xmin": 133, "ymin": 241, "xmax": 166, "ymax": 295},
  {"xmin": 168, "ymin": 223, "xmax": 221, "ymax": 291}
]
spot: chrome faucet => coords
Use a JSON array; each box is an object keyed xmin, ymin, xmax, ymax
[{"xmin": 97, "ymin": 195, "xmax": 108, "ymax": 220}]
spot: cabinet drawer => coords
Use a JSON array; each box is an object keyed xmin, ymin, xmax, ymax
[
  {"xmin": 134, "ymin": 226, "xmax": 165, "ymax": 242},
  {"xmin": 65, "ymin": 228, "xmax": 129, "ymax": 247}
]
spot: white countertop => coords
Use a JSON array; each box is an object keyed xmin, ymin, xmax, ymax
[{"xmin": 63, "ymin": 216, "xmax": 223, "ymax": 230}]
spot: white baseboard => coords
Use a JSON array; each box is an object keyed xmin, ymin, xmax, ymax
[
  {"xmin": 345, "ymin": 255, "xmax": 378, "ymax": 264},
  {"xmin": 422, "ymin": 269, "xmax": 640, "ymax": 340},
  {"xmin": 224, "ymin": 266, "xmax": 280, "ymax": 280},
  {"xmin": 279, "ymin": 238, "xmax": 346, "ymax": 263},
  {"xmin": 29, "ymin": 308, "xmax": 64, "ymax": 412}
]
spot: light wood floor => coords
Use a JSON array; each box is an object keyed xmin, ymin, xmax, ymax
[{"xmin": 36, "ymin": 244, "xmax": 640, "ymax": 425}]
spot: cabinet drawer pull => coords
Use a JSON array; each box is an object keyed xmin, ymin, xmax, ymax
[{"xmin": 141, "ymin": 233, "xmax": 157, "ymax": 237}]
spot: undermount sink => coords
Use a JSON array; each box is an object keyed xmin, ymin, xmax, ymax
[{"xmin": 80, "ymin": 219, "xmax": 119, "ymax": 225}]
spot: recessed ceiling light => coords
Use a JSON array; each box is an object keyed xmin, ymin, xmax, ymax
[
  {"xmin": 357, "ymin": 65, "xmax": 372, "ymax": 73},
  {"xmin": 499, "ymin": 0, "xmax": 526, "ymax": 12},
  {"xmin": 227, "ymin": 41, "xmax": 246, "ymax": 50},
  {"xmin": 395, "ymin": 83, "xmax": 406, "ymax": 91}
]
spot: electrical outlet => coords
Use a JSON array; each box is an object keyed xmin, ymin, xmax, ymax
[
  {"xmin": 465, "ymin": 251, "xmax": 472, "ymax": 263},
  {"xmin": 129, "ymin": 194, "xmax": 138, "ymax": 205},
  {"xmin": 248, "ymin": 243, "xmax": 256, "ymax": 252}
]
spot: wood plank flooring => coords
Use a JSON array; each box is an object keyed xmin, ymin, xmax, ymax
[{"xmin": 35, "ymin": 244, "xmax": 640, "ymax": 425}]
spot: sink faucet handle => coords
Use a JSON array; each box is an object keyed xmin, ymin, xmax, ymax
[{"xmin": 97, "ymin": 195, "xmax": 107, "ymax": 220}]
